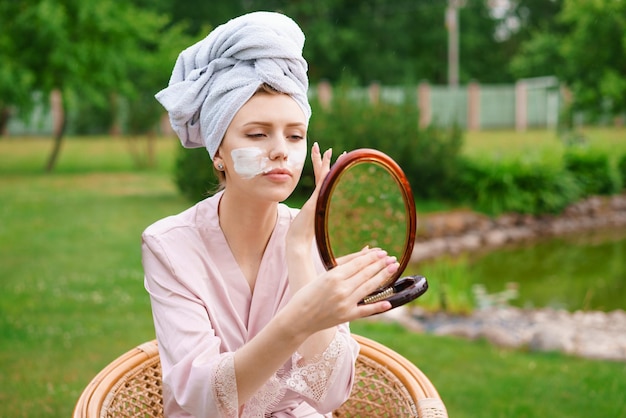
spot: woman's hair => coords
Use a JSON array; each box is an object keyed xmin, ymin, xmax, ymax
[{"xmin": 212, "ymin": 83, "xmax": 284, "ymax": 193}]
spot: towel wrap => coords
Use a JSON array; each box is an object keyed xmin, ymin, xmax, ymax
[{"xmin": 155, "ymin": 11, "xmax": 311, "ymax": 159}]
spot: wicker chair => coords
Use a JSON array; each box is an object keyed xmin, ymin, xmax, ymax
[{"xmin": 73, "ymin": 334, "xmax": 447, "ymax": 418}]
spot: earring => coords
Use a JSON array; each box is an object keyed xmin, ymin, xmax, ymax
[{"xmin": 217, "ymin": 163, "xmax": 224, "ymax": 170}]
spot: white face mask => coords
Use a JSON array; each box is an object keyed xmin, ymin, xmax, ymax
[{"xmin": 230, "ymin": 146, "xmax": 306, "ymax": 179}]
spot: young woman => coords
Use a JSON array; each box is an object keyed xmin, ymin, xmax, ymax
[{"xmin": 143, "ymin": 12, "xmax": 398, "ymax": 417}]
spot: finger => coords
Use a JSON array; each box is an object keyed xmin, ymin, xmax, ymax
[
  {"xmin": 310, "ymin": 141, "xmax": 321, "ymax": 169},
  {"xmin": 303, "ymin": 144, "xmax": 331, "ymax": 211},
  {"xmin": 352, "ymin": 257, "xmax": 399, "ymax": 299},
  {"xmin": 296, "ymin": 143, "xmax": 328, "ymax": 215},
  {"xmin": 335, "ymin": 251, "xmax": 400, "ymax": 307},
  {"xmin": 334, "ymin": 248, "xmax": 393, "ymax": 279},
  {"xmin": 335, "ymin": 246, "xmax": 373, "ymax": 265},
  {"xmin": 355, "ymin": 300, "xmax": 392, "ymax": 317},
  {"xmin": 313, "ymin": 145, "xmax": 332, "ymax": 187}
]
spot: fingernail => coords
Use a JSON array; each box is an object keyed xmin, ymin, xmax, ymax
[
  {"xmin": 386, "ymin": 256, "xmax": 397, "ymax": 264},
  {"xmin": 387, "ymin": 262, "xmax": 399, "ymax": 273},
  {"xmin": 376, "ymin": 249, "xmax": 388, "ymax": 258}
]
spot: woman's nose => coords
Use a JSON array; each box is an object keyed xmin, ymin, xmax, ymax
[{"xmin": 268, "ymin": 135, "xmax": 288, "ymax": 160}]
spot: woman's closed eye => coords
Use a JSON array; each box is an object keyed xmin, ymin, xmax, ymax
[
  {"xmin": 245, "ymin": 133, "xmax": 305, "ymax": 141},
  {"xmin": 246, "ymin": 133, "xmax": 266, "ymax": 139}
]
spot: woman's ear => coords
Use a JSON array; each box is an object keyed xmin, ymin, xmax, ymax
[{"xmin": 213, "ymin": 152, "xmax": 225, "ymax": 171}]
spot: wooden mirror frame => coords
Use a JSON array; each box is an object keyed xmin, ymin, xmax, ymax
[
  {"xmin": 315, "ymin": 148, "xmax": 416, "ymax": 282},
  {"xmin": 315, "ymin": 148, "xmax": 427, "ymax": 309}
]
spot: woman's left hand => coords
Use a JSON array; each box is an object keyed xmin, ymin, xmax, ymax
[{"xmin": 286, "ymin": 142, "xmax": 333, "ymax": 252}]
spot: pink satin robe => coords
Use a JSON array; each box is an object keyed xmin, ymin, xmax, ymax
[{"xmin": 142, "ymin": 191, "xmax": 359, "ymax": 417}]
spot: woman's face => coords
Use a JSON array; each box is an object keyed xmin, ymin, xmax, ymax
[{"xmin": 215, "ymin": 91, "xmax": 308, "ymax": 203}]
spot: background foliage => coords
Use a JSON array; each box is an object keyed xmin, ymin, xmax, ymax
[
  {"xmin": 175, "ymin": 85, "xmax": 464, "ymax": 203},
  {"xmin": 176, "ymin": 85, "xmax": 625, "ymax": 216},
  {"xmin": 2, "ymin": 0, "xmax": 625, "ymax": 140},
  {"xmin": 1, "ymin": 136, "xmax": 625, "ymax": 418}
]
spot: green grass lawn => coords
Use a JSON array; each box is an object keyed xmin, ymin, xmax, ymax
[
  {"xmin": 350, "ymin": 321, "xmax": 626, "ymax": 418},
  {"xmin": 1, "ymin": 133, "xmax": 625, "ymax": 418},
  {"xmin": 463, "ymin": 127, "xmax": 626, "ymax": 164}
]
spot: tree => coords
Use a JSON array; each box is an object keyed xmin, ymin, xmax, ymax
[
  {"xmin": 495, "ymin": 0, "xmax": 563, "ymax": 44},
  {"xmin": 559, "ymin": 0, "xmax": 626, "ymax": 116},
  {"xmin": 267, "ymin": 0, "xmax": 500, "ymax": 84},
  {"xmin": 0, "ymin": 2, "xmax": 36, "ymax": 134},
  {"xmin": 459, "ymin": 0, "xmax": 512, "ymax": 83},
  {"xmin": 124, "ymin": 19, "xmax": 195, "ymax": 168},
  {"xmin": 511, "ymin": 0, "xmax": 626, "ymax": 117},
  {"xmin": 0, "ymin": 0, "xmax": 191, "ymax": 171},
  {"xmin": 135, "ymin": 0, "xmax": 515, "ymax": 85}
]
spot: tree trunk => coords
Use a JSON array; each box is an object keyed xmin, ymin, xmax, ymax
[
  {"xmin": 45, "ymin": 89, "xmax": 66, "ymax": 172},
  {"xmin": 0, "ymin": 106, "xmax": 11, "ymax": 137},
  {"xmin": 147, "ymin": 129, "xmax": 156, "ymax": 168}
]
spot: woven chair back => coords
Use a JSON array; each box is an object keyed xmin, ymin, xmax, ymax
[{"xmin": 73, "ymin": 335, "xmax": 447, "ymax": 418}]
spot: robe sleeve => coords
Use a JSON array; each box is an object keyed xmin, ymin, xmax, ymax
[
  {"xmin": 142, "ymin": 233, "xmax": 240, "ymax": 418},
  {"xmin": 284, "ymin": 326, "xmax": 360, "ymax": 413}
]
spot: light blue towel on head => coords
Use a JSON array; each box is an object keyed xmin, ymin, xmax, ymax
[{"xmin": 155, "ymin": 11, "xmax": 311, "ymax": 160}]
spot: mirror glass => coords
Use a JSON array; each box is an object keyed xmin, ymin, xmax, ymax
[
  {"xmin": 326, "ymin": 161, "xmax": 408, "ymax": 275},
  {"xmin": 315, "ymin": 148, "xmax": 428, "ymax": 309}
]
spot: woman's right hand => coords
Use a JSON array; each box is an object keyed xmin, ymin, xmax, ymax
[{"xmin": 287, "ymin": 246, "xmax": 399, "ymax": 333}]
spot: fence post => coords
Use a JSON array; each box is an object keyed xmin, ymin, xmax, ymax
[
  {"xmin": 159, "ymin": 113, "xmax": 174, "ymax": 136},
  {"xmin": 109, "ymin": 93, "xmax": 121, "ymax": 136},
  {"xmin": 368, "ymin": 82, "xmax": 380, "ymax": 105},
  {"xmin": 317, "ymin": 80, "xmax": 333, "ymax": 110},
  {"xmin": 467, "ymin": 81, "xmax": 480, "ymax": 131},
  {"xmin": 515, "ymin": 80, "xmax": 527, "ymax": 132},
  {"xmin": 418, "ymin": 81, "xmax": 431, "ymax": 128}
]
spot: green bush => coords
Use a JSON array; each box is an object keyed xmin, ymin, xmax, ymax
[
  {"xmin": 306, "ymin": 87, "xmax": 463, "ymax": 200},
  {"xmin": 172, "ymin": 90, "xmax": 621, "ymax": 216},
  {"xmin": 564, "ymin": 146, "xmax": 620, "ymax": 196},
  {"xmin": 455, "ymin": 156, "xmax": 581, "ymax": 216},
  {"xmin": 174, "ymin": 146, "xmax": 219, "ymax": 202},
  {"xmin": 618, "ymin": 153, "xmax": 626, "ymax": 190},
  {"xmin": 174, "ymin": 86, "xmax": 465, "ymax": 203},
  {"xmin": 66, "ymin": 97, "xmax": 115, "ymax": 135}
]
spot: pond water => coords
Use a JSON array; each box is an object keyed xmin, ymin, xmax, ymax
[{"xmin": 407, "ymin": 228, "xmax": 626, "ymax": 313}]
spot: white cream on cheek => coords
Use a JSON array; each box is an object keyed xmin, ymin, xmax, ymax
[
  {"xmin": 231, "ymin": 147, "xmax": 270, "ymax": 179},
  {"xmin": 230, "ymin": 145, "xmax": 308, "ymax": 179},
  {"xmin": 286, "ymin": 146, "xmax": 307, "ymax": 171}
]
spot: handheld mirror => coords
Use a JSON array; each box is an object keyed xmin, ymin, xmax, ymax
[{"xmin": 315, "ymin": 148, "xmax": 428, "ymax": 311}]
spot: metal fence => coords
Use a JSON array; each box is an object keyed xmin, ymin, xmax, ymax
[{"xmin": 2, "ymin": 77, "xmax": 572, "ymax": 136}]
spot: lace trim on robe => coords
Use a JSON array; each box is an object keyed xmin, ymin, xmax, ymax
[
  {"xmin": 214, "ymin": 353, "xmax": 238, "ymax": 417},
  {"xmin": 214, "ymin": 334, "xmax": 346, "ymax": 417},
  {"xmin": 283, "ymin": 333, "xmax": 346, "ymax": 403},
  {"xmin": 214, "ymin": 352, "xmax": 286, "ymax": 418},
  {"xmin": 241, "ymin": 373, "xmax": 285, "ymax": 417}
]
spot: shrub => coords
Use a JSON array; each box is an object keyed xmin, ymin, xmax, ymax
[
  {"xmin": 455, "ymin": 156, "xmax": 580, "ymax": 216},
  {"xmin": 564, "ymin": 146, "xmax": 620, "ymax": 196},
  {"xmin": 174, "ymin": 86, "xmax": 465, "ymax": 203},
  {"xmin": 66, "ymin": 96, "xmax": 114, "ymax": 135},
  {"xmin": 306, "ymin": 87, "xmax": 463, "ymax": 201},
  {"xmin": 174, "ymin": 146, "xmax": 219, "ymax": 202},
  {"xmin": 618, "ymin": 153, "xmax": 626, "ymax": 190}
]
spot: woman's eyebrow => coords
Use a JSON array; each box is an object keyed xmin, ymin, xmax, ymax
[
  {"xmin": 242, "ymin": 121, "xmax": 272, "ymax": 127},
  {"xmin": 242, "ymin": 121, "xmax": 306, "ymax": 128}
]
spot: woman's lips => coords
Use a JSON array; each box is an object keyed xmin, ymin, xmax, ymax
[{"xmin": 263, "ymin": 168, "xmax": 292, "ymax": 180}]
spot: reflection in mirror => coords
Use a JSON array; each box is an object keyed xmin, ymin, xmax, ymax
[
  {"xmin": 327, "ymin": 161, "xmax": 408, "ymax": 267},
  {"xmin": 315, "ymin": 148, "xmax": 429, "ymax": 311}
]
